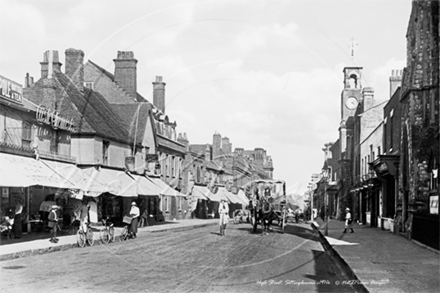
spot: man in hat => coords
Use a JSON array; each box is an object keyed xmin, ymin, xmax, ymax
[
  {"xmin": 48, "ymin": 205, "xmax": 59, "ymax": 243},
  {"xmin": 129, "ymin": 202, "xmax": 140, "ymax": 239},
  {"xmin": 218, "ymin": 198, "xmax": 229, "ymax": 236},
  {"xmin": 343, "ymin": 208, "xmax": 354, "ymax": 233}
]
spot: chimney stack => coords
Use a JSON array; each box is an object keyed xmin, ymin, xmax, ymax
[
  {"xmin": 389, "ymin": 69, "xmax": 402, "ymax": 98},
  {"xmin": 114, "ymin": 51, "xmax": 137, "ymax": 100},
  {"xmin": 40, "ymin": 50, "xmax": 62, "ymax": 78},
  {"xmin": 362, "ymin": 87, "xmax": 374, "ymax": 111},
  {"xmin": 153, "ymin": 76, "xmax": 166, "ymax": 114},
  {"xmin": 65, "ymin": 48, "xmax": 84, "ymax": 92},
  {"xmin": 212, "ymin": 133, "xmax": 222, "ymax": 161},
  {"xmin": 24, "ymin": 73, "xmax": 34, "ymax": 88}
]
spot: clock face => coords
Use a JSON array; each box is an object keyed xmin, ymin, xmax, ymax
[{"xmin": 345, "ymin": 97, "xmax": 358, "ymax": 110}]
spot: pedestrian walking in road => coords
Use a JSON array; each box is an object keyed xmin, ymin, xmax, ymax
[
  {"xmin": 13, "ymin": 198, "xmax": 24, "ymax": 239},
  {"xmin": 218, "ymin": 199, "xmax": 229, "ymax": 236},
  {"xmin": 343, "ymin": 208, "xmax": 354, "ymax": 233},
  {"xmin": 48, "ymin": 205, "xmax": 59, "ymax": 243},
  {"xmin": 129, "ymin": 202, "xmax": 140, "ymax": 238}
]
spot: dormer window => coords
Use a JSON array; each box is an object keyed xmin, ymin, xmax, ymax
[{"xmin": 84, "ymin": 82, "xmax": 94, "ymax": 90}]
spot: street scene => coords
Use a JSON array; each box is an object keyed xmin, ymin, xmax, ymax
[
  {"xmin": 1, "ymin": 223, "xmax": 357, "ymax": 293},
  {"xmin": 0, "ymin": 0, "xmax": 439, "ymax": 293}
]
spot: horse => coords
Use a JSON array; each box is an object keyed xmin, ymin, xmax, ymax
[{"xmin": 253, "ymin": 198, "xmax": 277, "ymax": 235}]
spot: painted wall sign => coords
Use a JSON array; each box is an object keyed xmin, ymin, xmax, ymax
[
  {"xmin": 36, "ymin": 105, "xmax": 75, "ymax": 132},
  {"xmin": 0, "ymin": 75, "xmax": 23, "ymax": 104}
]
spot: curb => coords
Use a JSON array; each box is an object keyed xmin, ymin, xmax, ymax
[
  {"xmin": 0, "ymin": 222, "xmax": 217, "ymax": 262},
  {"xmin": 310, "ymin": 222, "xmax": 369, "ymax": 293}
]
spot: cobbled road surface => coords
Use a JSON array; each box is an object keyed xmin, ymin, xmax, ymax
[{"xmin": 0, "ymin": 222, "xmax": 355, "ymax": 293}]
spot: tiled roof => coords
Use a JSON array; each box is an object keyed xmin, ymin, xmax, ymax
[
  {"xmin": 88, "ymin": 60, "xmax": 147, "ymax": 103},
  {"xmin": 189, "ymin": 144, "xmax": 209, "ymax": 154},
  {"xmin": 110, "ymin": 103, "xmax": 152, "ymax": 142},
  {"xmin": 24, "ymin": 71, "xmax": 135, "ymax": 144}
]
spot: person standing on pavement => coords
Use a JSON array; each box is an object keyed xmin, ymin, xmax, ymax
[
  {"xmin": 343, "ymin": 208, "xmax": 354, "ymax": 233},
  {"xmin": 13, "ymin": 198, "xmax": 24, "ymax": 239},
  {"xmin": 79, "ymin": 200, "xmax": 89, "ymax": 233},
  {"xmin": 129, "ymin": 202, "xmax": 140, "ymax": 238},
  {"xmin": 48, "ymin": 205, "xmax": 59, "ymax": 243},
  {"xmin": 218, "ymin": 199, "xmax": 229, "ymax": 236}
]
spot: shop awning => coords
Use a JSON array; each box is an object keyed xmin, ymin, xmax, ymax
[
  {"xmin": 0, "ymin": 153, "xmax": 76, "ymax": 189},
  {"xmin": 190, "ymin": 185, "xmax": 211, "ymax": 200},
  {"xmin": 82, "ymin": 167, "xmax": 138, "ymax": 197},
  {"xmin": 147, "ymin": 177, "xmax": 186, "ymax": 197},
  {"xmin": 131, "ymin": 174, "xmax": 162, "ymax": 196},
  {"xmin": 237, "ymin": 189, "xmax": 250, "ymax": 206},
  {"xmin": 215, "ymin": 187, "xmax": 237, "ymax": 203},
  {"xmin": 41, "ymin": 160, "xmax": 106, "ymax": 197}
]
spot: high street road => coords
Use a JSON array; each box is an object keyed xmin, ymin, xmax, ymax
[{"xmin": 1, "ymin": 222, "xmax": 355, "ymax": 293}]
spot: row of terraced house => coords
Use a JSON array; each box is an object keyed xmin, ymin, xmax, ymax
[
  {"xmin": 0, "ymin": 48, "xmax": 274, "ymax": 234},
  {"xmin": 309, "ymin": 0, "xmax": 439, "ymax": 250}
]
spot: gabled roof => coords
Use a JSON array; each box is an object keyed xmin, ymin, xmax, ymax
[
  {"xmin": 24, "ymin": 70, "xmax": 136, "ymax": 145},
  {"xmin": 88, "ymin": 60, "xmax": 147, "ymax": 103},
  {"xmin": 189, "ymin": 144, "xmax": 209, "ymax": 155},
  {"xmin": 110, "ymin": 102, "xmax": 153, "ymax": 143}
]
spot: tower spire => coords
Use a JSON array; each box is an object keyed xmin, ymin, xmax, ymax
[{"xmin": 349, "ymin": 37, "xmax": 358, "ymax": 64}]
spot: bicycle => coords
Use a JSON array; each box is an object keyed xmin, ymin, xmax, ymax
[
  {"xmin": 120, "ymin": 215, "xmax": 134, "ymax": 241},
  {"xmin": 99, "ymin": 218, "xmax": 115, "ymax": 244},
  {"xmin": 77, "ymin": 221, "xmax": 94, "ymax": 248}
]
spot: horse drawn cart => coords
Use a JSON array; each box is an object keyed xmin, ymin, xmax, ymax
[{"xmin": 244, "ymin": 179, "xmax": 287, "ymax": 234}]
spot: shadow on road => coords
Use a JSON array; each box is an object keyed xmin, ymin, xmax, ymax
[{"xmin": 236, "ymin": 223, "xmax": 321, "ymax": 242}]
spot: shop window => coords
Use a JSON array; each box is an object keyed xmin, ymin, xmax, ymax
[
  {"xmin": 22, "ymin": 121, "xmax": 32, "ymax": 149},
  {"xmin": 102, "ymin": 140, "xmax": 109, "ymax": 165}
]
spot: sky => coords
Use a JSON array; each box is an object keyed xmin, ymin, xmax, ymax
[{"xmin": 0, "ymin": 0, "xmax": 412, "ymax": 195}]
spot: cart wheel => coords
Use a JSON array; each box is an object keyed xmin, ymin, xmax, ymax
[
  {"xmin": 77, "ymin": 229, "xmax": 86, "ymax": 248},
  {"xmin": 86, "ymin": 227, "xmax": 94, "ymax": 246}
]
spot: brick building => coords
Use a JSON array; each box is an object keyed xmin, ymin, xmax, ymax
[{"xmin": 398, "ymin": 0, "xmax": 439, "ymax": 249}]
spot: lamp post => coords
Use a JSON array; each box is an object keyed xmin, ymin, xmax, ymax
[{"xmin": 322, "ymin": 167, "xmax": 329, "ymax": 236}]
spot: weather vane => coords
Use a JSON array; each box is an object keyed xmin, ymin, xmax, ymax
[{"xmin": 349, "ymin": 37, "xmax": 358, "ymax": 63}]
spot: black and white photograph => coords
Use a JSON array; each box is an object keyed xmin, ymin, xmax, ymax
[{"xmin": 0, "ymin": 0, "xmax": 439, "ymax": 292}]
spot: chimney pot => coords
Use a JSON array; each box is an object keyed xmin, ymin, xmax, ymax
[{"xmin": 40, "ymin": 50, "xmax": 62, "ymax": 78}]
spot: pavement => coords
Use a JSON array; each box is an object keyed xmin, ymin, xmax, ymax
[
  {"xmin": 0, "ymin": 218, "xmax": 218, "ymax": 261},
  {"xmin": 311, "ymin": 218, "xmax": 440, "ymax": 293}
]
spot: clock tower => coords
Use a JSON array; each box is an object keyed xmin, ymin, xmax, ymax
[{"xmin": 341, "ymin": 66, "xmax": 363, "ymax": 122}]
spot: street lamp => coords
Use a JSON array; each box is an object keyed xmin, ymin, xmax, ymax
[{"xmin": 321, "ymin": 167, "xmax": 329, "ymax": 236}]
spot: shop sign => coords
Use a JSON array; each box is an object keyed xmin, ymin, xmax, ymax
[
  {"xmin": 36, "ymin": 105, "xmax": 75, "ymax": 132},
  {"xmin": 2, "ymin": 187, "xmax": 9, "ymax": 198},
  {"xmin": 0, "ymin": 75, "xmax": 22, "ymax": 104},
  {"xmin": 146, "ymin": 154, "xmax": 158, "ymax": 162}
]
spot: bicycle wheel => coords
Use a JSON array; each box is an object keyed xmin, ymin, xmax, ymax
[
  {"xmin": 108, "ymin": 226, "xmax": 115, "ymax": 243},
  {"xmin": 100, "ymin": 228, "xmax": 109, "ymax": 244},
  {"xmin": 86, "ymin": 227, "xmax": 94, "ymax": 246},
  {"xmin": 77, "ymin": 230, "xmax": 86, "ymax": 248},
  {"xmin": 120, "ymin": 226, "xmax": 128, "ymax": 241}
]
